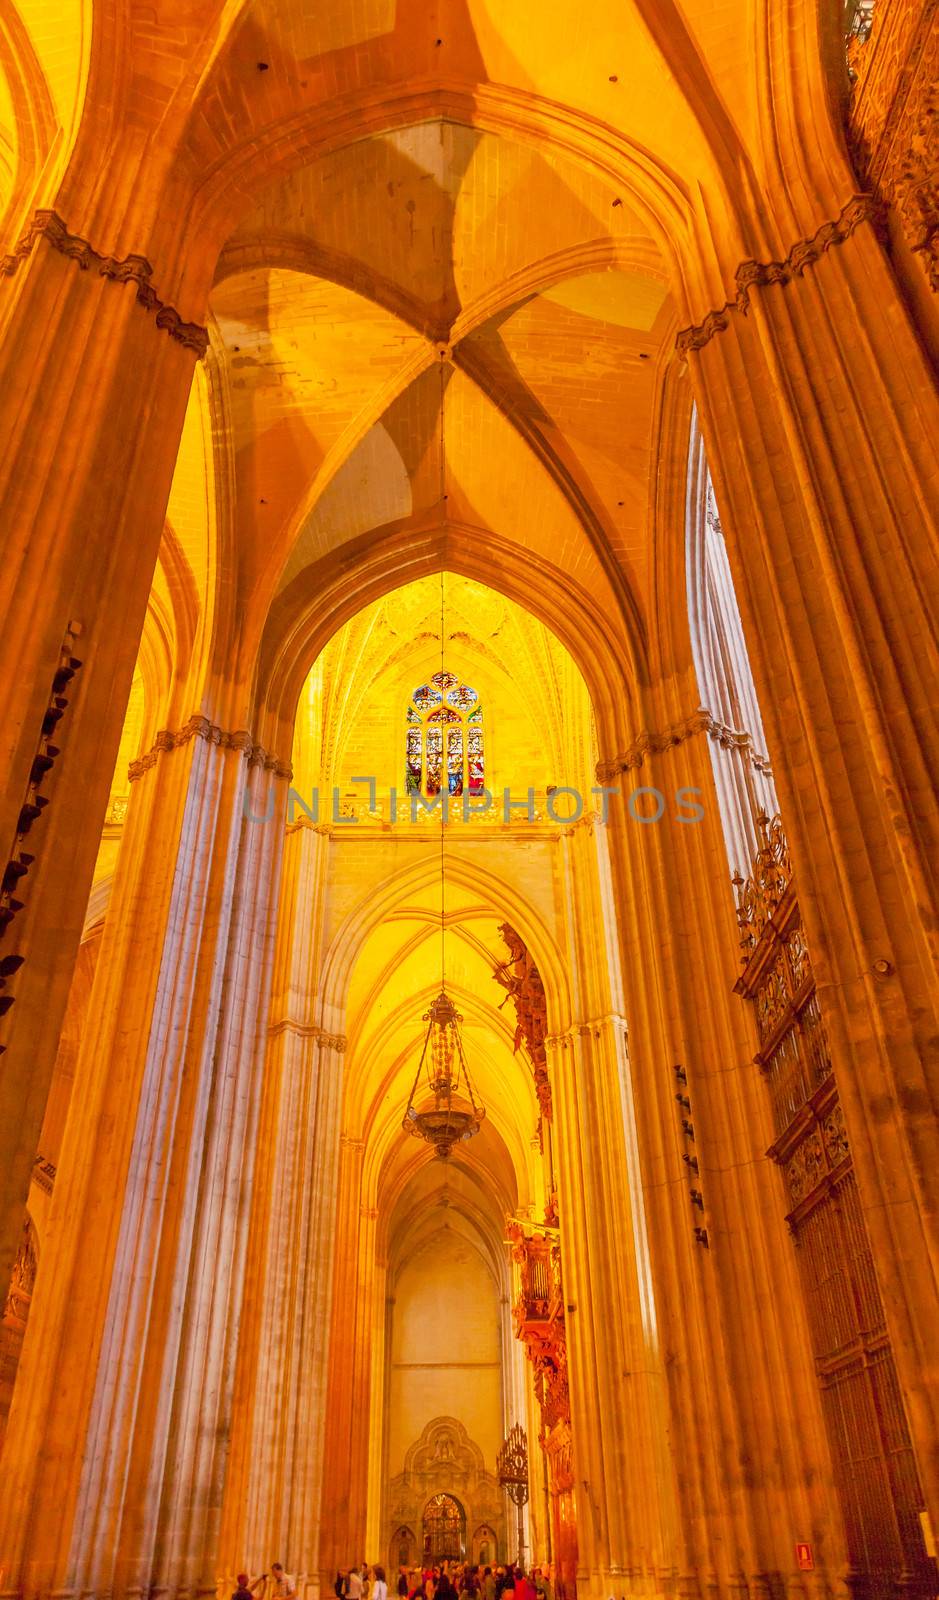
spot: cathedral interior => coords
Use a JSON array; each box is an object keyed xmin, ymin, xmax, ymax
[{"xmin": 0, "ymin": 0, "xmax": 937, "ymax": 1598}]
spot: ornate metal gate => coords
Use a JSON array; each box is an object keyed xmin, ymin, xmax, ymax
[{"xmin": 423, "ymin": 1493, "xmax": 465, "ymax": 1562}]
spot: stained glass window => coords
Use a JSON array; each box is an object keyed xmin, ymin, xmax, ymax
[{"xmin": 406, "ymin": 671, "xmax": 484, "ymax": 800}]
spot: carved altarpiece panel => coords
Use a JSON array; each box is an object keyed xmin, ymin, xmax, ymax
[
  {"xmin": 385, "ymin": 1417, "xmax": 506, "ymax": 1571},
  {"xmin": 506, "ymin": 1219, "xmax": 577, "ymax": 1598},
  {"xmin": 734, "ymin": 816, "xmax": 934, "ymax": 1600}
]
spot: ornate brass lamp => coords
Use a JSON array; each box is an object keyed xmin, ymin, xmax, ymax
[
  {"xmin": 401, "ymin": 566, "xmax": 486, "ymax": 1161},
  {"xmin": 402, "ymin": 990, "xmax": 485, "ymax": 1159},
  {"xmin": 497, "ymin": 1422, "xmax": 530, "ymax": 1567}
]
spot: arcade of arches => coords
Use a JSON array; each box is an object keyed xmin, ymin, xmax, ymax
[{"xmin": 0, "ymin": 2, "xmax": 937, "ymax": 1600}]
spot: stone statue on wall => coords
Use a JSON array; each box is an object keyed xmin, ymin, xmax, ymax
[{"xmin": 493, "ymin": 923, "xmax": 552, "ymax": 1121}]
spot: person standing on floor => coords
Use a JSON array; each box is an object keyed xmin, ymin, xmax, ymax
[
  {"xmin": 269, "ymin": 1567, "xmax": 297, "ymax": 1600},
  {"xmin": 233, "ymin": 1574, "xmax": 267, "ymax": 1600}
]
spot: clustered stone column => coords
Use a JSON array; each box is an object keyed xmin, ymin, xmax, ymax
[
  {"xmin": 0, "ymin": 714, "xmax": 289, "ymax": 1598},
  {"xmin": 598, "ymin": 708, "xmax": 848, "ymax": 1600},
  {"xmin": 548, "ymin": 816, "xmax": 678, "ymax": 1600},
  {"xmin": 682, "ymin": 198, "xmax": 939, "ymax": 1533},
  {"xmin": 0, "ymin": 213, "xmax": 208, "ymax": 1300},
  {"xmin": 219, "ymin": 820, "xmax": 347, "ymax": 1594}
]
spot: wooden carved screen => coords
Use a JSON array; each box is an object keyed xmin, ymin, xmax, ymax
[
  {"xmin": 497, "ymin": 926, "xmax": 577, "ymax": 1598},
  {"xmin": 506, "ymin": 1217, "xmax": 578, "ymax": 1599},
  {"xmin": 734, "ymin": 815, "xmax": 934, "ymax": 1600}
]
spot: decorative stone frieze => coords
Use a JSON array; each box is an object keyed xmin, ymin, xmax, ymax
[
  {"xmin": 267, "ymin": 1018, "xmax": 347, "ymax": 1052},
  {"xmin": 0, "ymin": 211, "xmax": 210, "ymax": 356},
  {"xmin": 596, "ymin": 707, "xmax": 772, "ymax": 782},
  {"xmin": 675, "ymin": 194, "xmax": 888, "ymax": 352},
  {"xmin": 128, "ymin": 715, "xmax": 292, "ymax": 782}
]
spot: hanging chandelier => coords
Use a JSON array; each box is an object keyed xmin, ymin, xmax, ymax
[
  {"xmin": 402, "ymin": 990, "xmax": 486, "ymax": 1159},
  {"xmin": 401, "ymin": 556, "xmax": 486, "ymax": 1160}
]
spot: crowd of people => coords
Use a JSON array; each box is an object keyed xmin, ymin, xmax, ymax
[
  {"xmin": 229, "ymin": 1558, "xmax": 557, "ymax": 1600},
  {"xmin": 335, "ymin": 1561, "xmax": 556, "ymax": 1600}
]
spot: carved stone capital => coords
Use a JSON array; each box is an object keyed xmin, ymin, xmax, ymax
[
  {"xmin": 128, "ymin": 716, "xmax": 292, "ymax": 782},
  {"xmin": 0, "ymin": 210, "xmax": 209, "ymax": 356},
  {"xmin": 596, "ymin": 707, "xmax": 772, "ymax": 780},
  {"xmin": 675, "ymin": 194, "xmax": 887, "ymax": 353}
]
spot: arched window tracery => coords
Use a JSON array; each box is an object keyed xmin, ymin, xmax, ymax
[
  {"xmin": 406, "ymin": 672, "xmax": 484, "ymax": 799},
  {"xmin": 685, "ymin": 412, "xmax": 777, "ymax": 875}
]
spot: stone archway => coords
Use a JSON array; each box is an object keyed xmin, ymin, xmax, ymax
[
  {"xmin": 389, "ymin": 1525, "xmax": 417, "ymax": 1573},
  {"xmin": 472, "ymin": 1525, "xmax": 497, "ymax": 1567},
  {"xmin": 385, "ymin": 1417, "xmax": 505, "ymax": 1569}
]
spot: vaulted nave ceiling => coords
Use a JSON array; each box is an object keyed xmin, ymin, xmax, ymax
[
  {"xmin": 208, "ymin": 117, "xmax": 677, "ymax": 668},
  {"xmin": 1, "ymin": 0, "xmax": 828, "ymax": 722},
  {"xmin": 0, "ymin": 0, "xmax": 782, "ymax": 709}
]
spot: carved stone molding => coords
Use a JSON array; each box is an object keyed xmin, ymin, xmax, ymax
[
  {"xmin": 596, "ymin": 706, "xmax": 772, "ymax": 781},
  {"xmin": 848, "ymin": 0, "xmax": 938, "ymax": 290},
  {"xmin": 267, "ymin": 1017, "xmax": 348, "ymax": 1052},
  {"xmin": 544, "ymin": 1014, "xmax": 629, "ymax": 1051},
  {"xmin": 128, "ymin": 715, "xmax": 292, "ymax": 782},
  {"xmin": 4, "ymin": 1218, "xmax": 37, "ymax": 1321},
  {"xmin": 31, "ymin": 1153, "xmax": 56, "ymax": 1195},
  {"xmin": 0, "ymin": 210, "xmax": 209, "ymax": 357},
  {"xmin": 675, "ymin": 195, "xmax": 887, "ymax": 352}
]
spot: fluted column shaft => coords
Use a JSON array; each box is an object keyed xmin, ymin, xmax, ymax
[
  {"xmin": 601, "ymin": 724, "xmax": 847, "ymax": 1600},
  {"xmin": 0, "ymin": 718, "xmax": 287, "ymax": 1597},
  {"xmin": 318, "ymin": 1135, "xmax": 379, "ymax": 1585},
  {"xmin": 687, "ymin": 213, "xmax": 939, "ymax": 1526},
  {"xmin": 220, "ymin": 823, "xmax": 345, "ymax": 1597},
  {"xmin": 550, "ymin": 819, "xmax": 677, "ymax": 1600}
]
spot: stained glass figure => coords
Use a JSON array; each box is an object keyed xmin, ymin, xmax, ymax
[
  {"xmin": 448, "ymin": 726, "xmax": 464, "ymax": 796},
  {"xmin": 406, "ymin": 673, "xmax": 484, "ymax": 800},
  {"xmin": 425, "ymin": 727, "xmax": 443, "ymax": 797},
  {"xmin": 468, "ymin": 724, "xmax": 484, "ymax": 795},
  {"xmin": 406, "ymin": 727, "xmax": 422, "ymax": 795},
  {"xmin": 412, "ymin": 683, "xmax": 443, "ymax": 713}
]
